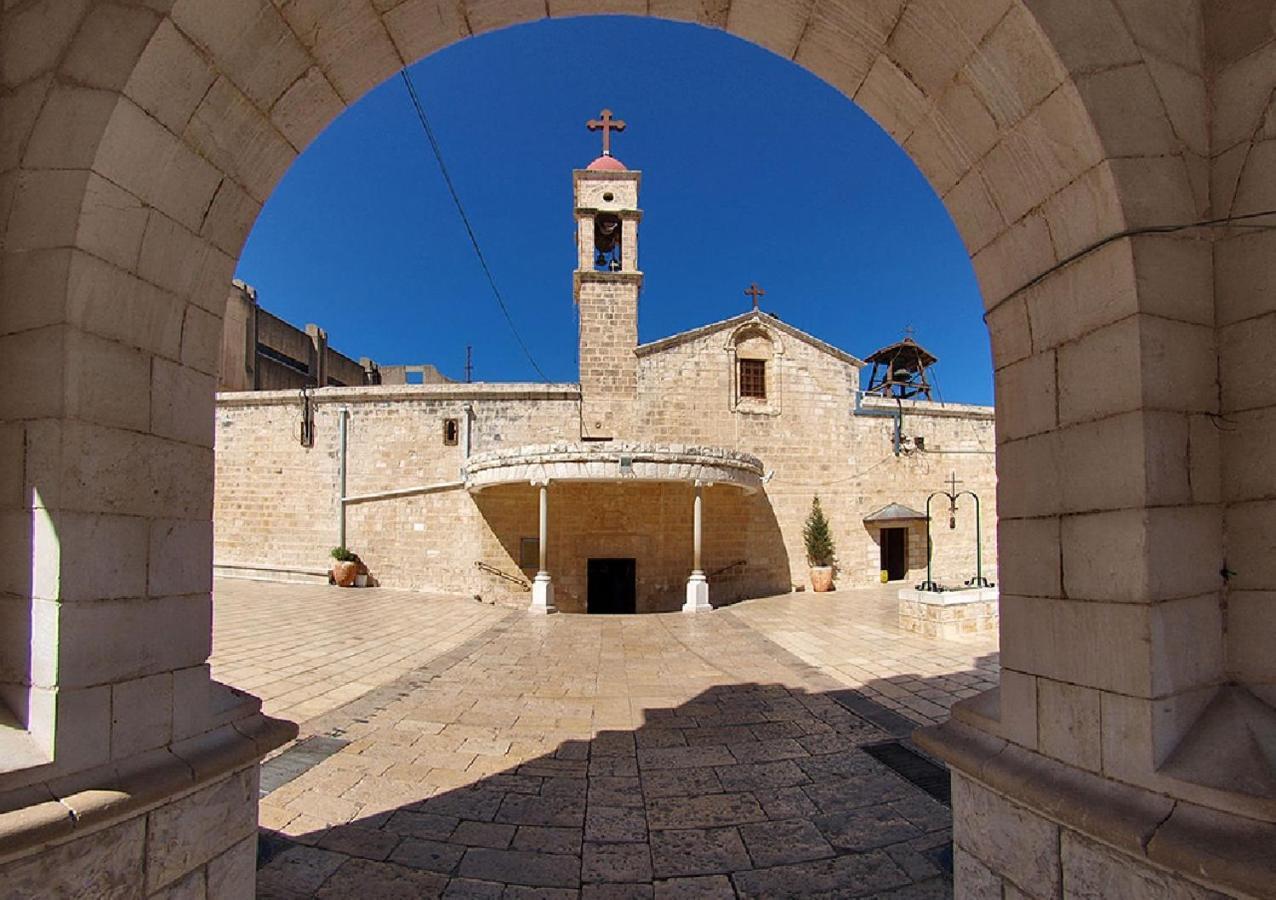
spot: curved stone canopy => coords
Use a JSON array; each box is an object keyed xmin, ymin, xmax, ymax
[{"xmin": 465, "ymin": 443, "xmax": 765, "ymax": 492}]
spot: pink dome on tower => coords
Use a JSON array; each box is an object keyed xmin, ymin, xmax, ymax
[{"xmin": 586, "ymin": 155, "xmax": 628, "ymax": 172}]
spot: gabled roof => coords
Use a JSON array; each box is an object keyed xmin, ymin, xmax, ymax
[
  {"xmin": 635, "ymin": 311, "xmax": 865, "ymax": 368},
  {"xmin": 863, "ymin": 503, "xmax": 928, "ymax": 522}
]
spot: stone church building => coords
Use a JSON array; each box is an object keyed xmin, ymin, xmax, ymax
[{"xmin": 215, "ymin": 141, "xmax": 996, "ymax": 614}]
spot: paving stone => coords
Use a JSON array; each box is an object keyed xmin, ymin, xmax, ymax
[
  {"xmin": 653, "ymin": 875, "xmax": 736, "ymax": 898},
  {"xmin": 646, "ymin": 793, "xmax": 767, "ymax": 830},
  {"xmin": 635, "ymin": 729, "xmax": 689, "ymax": 749},
  {"xmin": 638, "ymin": 746, "xmax": 735, "ymax": 770},
  {"xmin": 256, "ymin": 845, "xmax": 348, "ymax": 897},
  {"xmin": 731, "ymin": 850, "xmax": 912, "ymax": 898},
  {"xmin": 512, "ymin": 826, "xmax": 584, "ymax": 856},
  {"xmin": 714, "ymin": 760, "xmax": 809, "ymax": 792},
  {"xmin": 815, "ymin": 804, "xmax": 925, "ymax": 852},
  {"xmin": 583, "ymin": 841, "xmax": 655, "ymax": 883},
  {"xmin": 888, "ymin": 794, "xmax": 953, "ymax": 833},
  {"xmin": 583, "ymin": 883, "xmax": 655, "ymax": 899},
  {"xmin": 502, "ymin": 886, "xmax": 579, "ymax": 899},
  {"xmin": 592, "ymin": 732, "xmax": 638, "ymax": 757},
  {"xmin": 458, "ymin": 848, "xmax": 581, "ymax": 889},
  {"xmin": 591, "ymin": 757, "xmax": 641, "ymax": 777},
  {"xmin": 649, "ymin": 827, "xmax": 751, "ymax": 878},
  {"xmin": 684, "ymin": 725, "xmax": 756, "ymax": 746},
  {"xmin": 541, "ymin": 777, "xmax": 588, "ymax": 799},
  {"xmin": 316, "ymin": 857, "xmax": 450, "ymax": 899},
  {"xmin": 496, "ymin": 793, "xmax": 585, "ymax": 827},
  {"xmin": 589, "ymin": 776, "xmax": 643, "ymax": 807},
  {"xmin": 443, "ymin": 876, "xmax": 505, "ymax": 898},
  {"xmin": 389, "ymin": 838, "xmax": 467, "ymax": 874},
  {"xmin": 453, "ymin": 821, "xmax": 517, "ymax": 849},
  {"xmin": 795, "ymin": 750, "xmax": 883, "ymax": 781},
  {"xmin": 754, "ymin": 786, "xmax": 821, "ymax": 820},
  {"xmin": 586, "ymin": 804, "xmax": 649, "ymax": 842},
  {"xmin": 207, "ymin": 581, "xmax": 985, "ymax": 898},
  {"xmin": 726, "ymin": 738, "xmax": 809, "ymax": 763},
  {"xmin": 316, "ymin": 824, "xmax": 402, "ymax": 861},
  {"xmin": 739, "ymin": 816, "xmax": 836, "ymax": 868},
  {"xmin": 802, "ymin": 775, "xmax": 913, "ymax": 815},
  {"xmin": 416, "ymin": 790, "xmax": 506, "ymax": 823},
  {"xmin": 384, "ymin": 810, "xmax": 460, "ymax": 841},
  {"xmin": 641, "ymin": 767, "xmax": 723, "ymax": 799}
]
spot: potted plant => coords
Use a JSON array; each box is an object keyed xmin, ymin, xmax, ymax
[
  {"xmin": 330, "ymin": 546, "xmax": 359, "ymax": 587},
  {"xmin": 803, "ymin": 496, "xmax": 837, "ymax": 592}
]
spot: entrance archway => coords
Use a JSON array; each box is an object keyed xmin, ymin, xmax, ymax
[{"xmin": 2, "ymin": 2, "xmax": 1270, "ymax": 896}]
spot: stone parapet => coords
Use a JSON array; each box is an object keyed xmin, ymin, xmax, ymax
[
  {"xmin": 898, "ymin": 587, "xmax": 999, "ymax": 639},
  {"xmin": 0, "ymin": 707, "xmax": 294, "ymax": 897},
  {"xmin": 918, "ymin": 710, "xmax": 1276, "ymax": 898},
  {"xmin": 465, "ymin": 442, "xmax": 766, "ymax": 492},
  {"xmin": 217, "ymin": 382, "xmax": 582, "ymax": 406}
]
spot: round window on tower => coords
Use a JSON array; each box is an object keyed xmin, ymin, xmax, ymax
[{"xmin": 602, "ymin": 192, "xmax": 615, "ymax": 202}]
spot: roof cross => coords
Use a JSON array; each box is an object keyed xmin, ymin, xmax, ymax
[
  {"xmin": 587, "ymin": 109, "xmax": 626, "ymax": 157},
  {"xmin": 745, "ymin": 283, "xmax": 765, "ymax": 310}
]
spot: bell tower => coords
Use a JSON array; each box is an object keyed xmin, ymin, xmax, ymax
[{"xmin": 574, "ymin": 109, "xmax": 642, "ymax": 441}]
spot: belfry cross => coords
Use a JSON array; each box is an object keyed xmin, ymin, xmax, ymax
[
  {"xmin": 587, "ymin": 109, "xmax": 626, "ymax": 156},
  {"xmin": 745, "ymin": 283, "xmax": 765, "ymax": 310}
]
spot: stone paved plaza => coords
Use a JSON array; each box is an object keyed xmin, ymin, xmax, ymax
[{"xmin": 210, "ymin": 580, "xmax": 998, "ymax": 898}]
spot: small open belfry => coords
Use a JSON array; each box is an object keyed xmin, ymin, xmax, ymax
[{"xmin": 213, "ymin": 113, "xmax": 998, "ymax": 616}]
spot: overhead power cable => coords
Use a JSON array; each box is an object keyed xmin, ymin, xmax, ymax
[
  {"xmin": 1003, "ymin": 208, "xmax": 1276, "ymax": 305},
  {"xmin": 398, "ymin": 69, "xmax": 549, "ymax": 382}
]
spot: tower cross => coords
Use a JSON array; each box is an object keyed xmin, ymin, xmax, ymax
[
  {"xmin": 587, "ymin": 109, "xmax": 627, "ymax": 157},
  {"xmin": 745, "ymin": 283, "xmax": 765, "ymax": 310}
]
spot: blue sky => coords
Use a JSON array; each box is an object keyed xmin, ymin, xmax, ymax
[{"xmin": 236, "ymin": 16, "xmax": 992, "ymax": 404}]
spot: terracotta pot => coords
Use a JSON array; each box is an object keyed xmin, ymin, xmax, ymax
[
  {"xmin": 331, "ymin": 560, "xmax": 358, "ymax": 587},
  {"xmin": 810, "ymin": 566, "xmax": 834, "ymax": 592}
]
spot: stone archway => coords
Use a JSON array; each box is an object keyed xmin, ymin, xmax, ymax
[{"xmin": 2, "ymin": 1, "xmax": 1272, "ymax": 896}]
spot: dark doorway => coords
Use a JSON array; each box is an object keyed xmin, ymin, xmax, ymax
[
  {"xmin": 880, "ymin": 528, "xmax": 908, "ymax": 582},
  {"xmin": 588, "ymin": 558, "xmax": 637, "ymax": 614}
]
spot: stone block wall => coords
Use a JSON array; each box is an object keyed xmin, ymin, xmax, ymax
[
  {"xmin": 1209, "ymin": 0, "xmax": 1276, "ymax": 718},
  {"xmin": 951, "ymin": 772, "xmax": 1245, "ymax": 900},
  {"xmin": 214, "ymin": 385, "xmax": 583, "ymax": 586},
  {"xmin": 576, "ymin": 275, "xmax": 641, "ymax": 440},
  {"xmin": 0, "ymin": 763, "xmax": 261, "ymax": 899},
  {"xmin": 214, "ymin": 375, "xmax": 995, "ymax": 603},
  {"xmin": 636, "ymin": 317, "xmax": 998, "ymax": 589}
]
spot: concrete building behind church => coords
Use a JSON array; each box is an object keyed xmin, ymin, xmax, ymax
[{"xmin": 214, "ymin": 144, "xmax": 997, "ymax": 614}]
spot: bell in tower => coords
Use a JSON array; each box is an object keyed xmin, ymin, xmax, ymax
[{"xmin": 573, "ymin": 109, "xmax": 643, "ymax": 441}]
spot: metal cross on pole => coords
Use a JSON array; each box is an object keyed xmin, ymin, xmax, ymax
[
  {"xmin": 920, "ymin": 471, "xmax": 991, "ymax": 592},
  {"xmin": 587, "ymin": 109, "xmax": 626, "ymax": 157},
  {"xmin": 745, "ymin": 283, "xmax": 765, "ymax": 310}
]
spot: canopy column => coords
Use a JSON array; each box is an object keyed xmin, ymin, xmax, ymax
[
  {"xmin": 683, "ymin": 480, "xmax": 711, "ymax": 613},
  {"xmin": 529, "ymin": 480, "xmax": 556, "ymax": 614}
]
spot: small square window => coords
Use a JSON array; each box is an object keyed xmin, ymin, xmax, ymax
[
  {"xmin": 739, "ymin": 359, "xmax": 766, "ymax": 400},
  {"xmin": 519, "ymin": 537, "xmax": 539, "ymax": 569},
  {"xmin": 443, "ymin": 418, "xmax": 459, "ymax": 445}
]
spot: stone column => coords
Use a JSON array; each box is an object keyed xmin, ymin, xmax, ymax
[
  {"xmin": 529, "ymin": 481, "xmax": 556, "ymax": 614},
  {"xmin": 683, "ymin": 480, "xmax": 711, "ymax": 612}
]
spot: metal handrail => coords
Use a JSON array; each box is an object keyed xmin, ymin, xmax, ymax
[
  {"xmin": 707, "ymin": 559, "xmax": 748, "ymax": 578},
  {"xmin": 474, "ymin": 561, "xmax": 530, "ymax": 590}
]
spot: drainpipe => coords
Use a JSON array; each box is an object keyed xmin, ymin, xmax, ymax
[
  {"xmin": 853, "ymin": 391, "xmax": 904, "ymax": 456},
  {"xmin": 338, "ymin": 407, "xmax": 349, "ymax": 548},
  {"xmin": 461, "ymin": 403, "xmax": 474, "ymax": 479}
]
